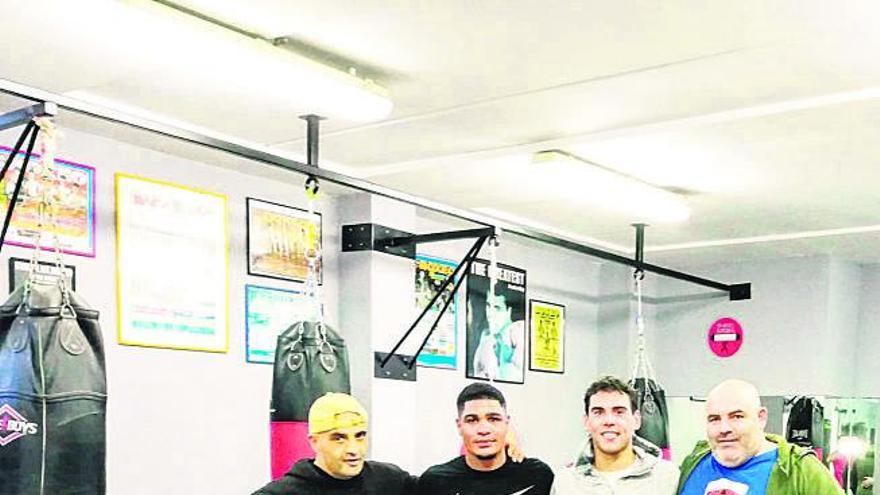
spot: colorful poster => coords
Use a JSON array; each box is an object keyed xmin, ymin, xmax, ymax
[
  {"xmin": 466, "ymin": 259, "xmax": 527, "ymax": 384},
  {"xmin": 245, "ymin": 285, "xmax": 311, "ymax": 364},
  {"xmin": 0, "ymin": 146, "xmax": 96, "ymax": 257},
  {"xmin": 414, "ymin": 255, "xmax": 457, "ymax": 369},
  {"xmin": 115, "ymin": 173, "xmax": 228, "ymax": 352},
  {"xmin": 247, "ymin": 198, "xmax": 322, "ymax": 283},
  {"xmin": 529, "ymin": 300, "xmax": 565, "ymax": 373}
]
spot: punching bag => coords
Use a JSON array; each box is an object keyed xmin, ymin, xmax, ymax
[
  {"xmin": 629, "ymin": 267, "xmax": 670, "ymax": 458},
  {"xmin": 270, "ymin": 321, "xmax": 350, "ymax": 478},
  {"xmin": 0, "ymin": 280, "xmax": 106, "ymax": 495},
  {"xmin": 786, "ymin": 396, "xmax": 825, "ymax": 460},
  {"xmin": 629, "ymin": 377, "xmax": 670, "ymax": 453}
]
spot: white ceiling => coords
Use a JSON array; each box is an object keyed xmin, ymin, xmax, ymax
[{"xmin": 3, "ymin": 0, "xmax": 880, "ymax": 265}]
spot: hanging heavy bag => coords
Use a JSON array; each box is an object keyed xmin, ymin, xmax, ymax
[
  {"xmin": 0, "ymin": 279, "xmax": 106, "ymax": 495},
  {"xmin": 629, "ymin": 376, "xmax": 670, "ymax": 450},
  {"xmin": 628, "ymin": 268, "xmax": 670, "ymax": 454},
  {"xmin": 270, "ymin": 321, "xmax": 350, "ymax": 477},
  {"xmin": 270, "ymin": 321, "xmax": 351, "ymax": 421},
  {"xmin": 786, "ymin": 396, "xmax": 825, "ymax": 458}
]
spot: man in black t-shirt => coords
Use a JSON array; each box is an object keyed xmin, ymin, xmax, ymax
[
  {"xmin": 418, "ymin": 383, "xmax": 554, "ymax": 495},
  {"xmin": 252, "ymin": 393, "xmax": 416, "ymax": 494}
]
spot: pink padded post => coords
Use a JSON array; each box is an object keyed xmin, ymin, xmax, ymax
[{"xmin": 270, "ymin": 421, "xmax": 313, "ymax": 479}]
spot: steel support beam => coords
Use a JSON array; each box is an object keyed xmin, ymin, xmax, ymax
[
  {"xmin": 0, "ymin": 78, "xmax": 749, "ymax": 300},
  {"xmin": 0, "ymin": 101, "xmax": 57, "ymax": 131}
]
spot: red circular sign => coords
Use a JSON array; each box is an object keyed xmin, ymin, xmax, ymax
[{"xmin": 708, "ymin": 317, "xmax": 743, "ymax": 358}]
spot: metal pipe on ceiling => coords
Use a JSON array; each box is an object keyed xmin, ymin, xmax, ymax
[{"xmin": 0, "ymin": 78, "xmax": 748, "ymax": 299}]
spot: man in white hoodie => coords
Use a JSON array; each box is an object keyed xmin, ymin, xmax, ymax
[{"xmin": 553, "ymin": 375, "xmax": 679, "ymax": 494}]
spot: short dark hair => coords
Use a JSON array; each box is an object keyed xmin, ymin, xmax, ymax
[
  {"xmin": 457, "ymin": 382, "xmax": 506, "ymax": 415},
  {"xmin": 583, "ymin": 375, "xmax": 638, "ymax": 413}
]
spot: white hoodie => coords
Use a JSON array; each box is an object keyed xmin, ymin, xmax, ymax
[{"xmin": 552, "ymin": 436, "xmax": 679, "ymax": 495}]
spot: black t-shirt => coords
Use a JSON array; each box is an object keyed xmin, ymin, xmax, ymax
[
  {"xmin": 418, "ymin": 456, "xmax": 554, "ymax": 495},
  {"xmin": 252, "ymin": 459, "xmax": 416, "ymax": 495}
]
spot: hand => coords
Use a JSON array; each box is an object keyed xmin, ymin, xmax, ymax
[
  {"xmin": 505, "ymin": 423, "xmax": 525, "ymax": 463},
  {"xmin": 862, "ymin": 477, "xmax": 873, "ymax": 490}
]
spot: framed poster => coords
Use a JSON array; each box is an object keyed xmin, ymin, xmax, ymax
[
  {"xmin": 528, "ymin": 300, "xmax": 565, "ymax": 373},
  {"xmin": 7, "ymin": 257, "xmax": 76, "ymax": 293},
  {"xmin": 246, "ymin": 198, "xmax": 322, "ymax": 283},
  {"xmin": 466, "ymin": 259, "xmax": 527, "ymax": 384},
  {"xmin": 245, "ymin": 284, "xmax": 311, "ymax": 364},
  {"xmin": 0, "ymin": 145, "xmax": 96, "ymax": 257},
  {"xmin": 414, "ymin": 255, "xmax": 457, "ymax": 369},
  {"xmin": 115, "ymin": 173, "xmax": 228, "ymax": 352}
]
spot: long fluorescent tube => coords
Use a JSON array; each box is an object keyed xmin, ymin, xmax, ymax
[
  {"xmin": 533, "ymin": 150, "xmax": 691, "ymax": 223},
  {"xmin": 54, "ymin": 0, "xmax": 392, "ymax": 122}
]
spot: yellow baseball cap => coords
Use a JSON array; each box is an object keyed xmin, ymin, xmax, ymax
[{"xmin": 308, "ymin": 393, "xmax": 369, "ymax": 434}]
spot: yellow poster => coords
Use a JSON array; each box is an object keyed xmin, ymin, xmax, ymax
[{"xmin": 529, "ymin": 300, "xmax": 565, "ymax": 373}]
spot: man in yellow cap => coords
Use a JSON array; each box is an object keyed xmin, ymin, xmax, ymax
[{"xmin": 252, "ymin": 393, "xmax": 416, "ymax": 494}]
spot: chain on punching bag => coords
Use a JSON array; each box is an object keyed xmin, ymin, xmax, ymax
[
  {"xmin": 269, "ymin": 177, "xmax": 351, "ymax": 479},
  {"xmin": 0, "ymin": 118, "xmax": 107, "ymax": 494},
  {"xmin": 628, "ymin": 270, "xmax": 671, "ymax": 459}
]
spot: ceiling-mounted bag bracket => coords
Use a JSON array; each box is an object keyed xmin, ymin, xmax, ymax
[
  {"xmin": 628, "ymin": 224, "xmax": 751, "ymax": 301},
  {"xmin": 365, "ymin": 227, "xmax": 492, "ymax": 380},
  {"xmin": 0, "ymin": 108, "xmax": 47, "ymax": 251},
  {"xmin": 0, "ymin": 101, "xmax": 57, "ymax": 132}
]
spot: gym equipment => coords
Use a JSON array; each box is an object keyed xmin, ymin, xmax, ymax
[
  {"xmin": 0, "ymin": 119, "xmax": 106, "ymax": 493},
  {"xmin": 786, "ymin": 396, "xmax": 825, "ymax": 460},
  {"xmin": 0, "ymin": 275, "xmax": 106, "ymax": 494},
  {"xmin": 628, "ymin": 225, "xmax": 671, "ymax": 458},
  {"xmin": 269, "ymin": 143, "xmax": 352, "ymax": 478}
]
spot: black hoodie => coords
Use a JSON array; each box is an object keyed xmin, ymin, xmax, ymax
[{"xmin": 252, "ymin": 458, "xmax": 417, "ymax": 495}]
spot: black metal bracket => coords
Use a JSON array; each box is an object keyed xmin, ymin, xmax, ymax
[
  {"xmin": 374, "ymin": 352, "xmax": 417, "ymax": 381},
  {"xmin": 300, "ymin": 114, "xmax": 324, "ymax": 197},
  {"xmin": 341, "ymin": 224, "xmax": 496, "ymax": 261},
  {"xmin": 1, "ymin": 120, "xmax": 42, "ymax": 253},
  {"xmin": 630, "ymin": 224, "xmax": 751, "ymax": 301},
  {"xmin": 341, "ymin": 223, "xmax": 417, "ymax": 259},
  {"xmin": 356, "ymin": 225, "xmax": 493, "ymax": 380}
]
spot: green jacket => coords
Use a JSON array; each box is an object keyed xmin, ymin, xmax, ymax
[{"xmin": 677, "ymin": 433, "xmax": 843, "ymax": 494}]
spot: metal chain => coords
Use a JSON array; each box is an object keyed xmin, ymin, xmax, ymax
[
  {"xmin": 488, "ymin": 235, "xmax": 499, "ymax": 298},
  {"xmin": 304, "ymin": 182, "xmax": 322, "ymax": 325},
  {"xmin": 29, "ymin": 117, "xmax": 76, "ymax": 318},
  {"xmin": 631, "ymin": 270, "xmax": 655, "ymax": 380}
]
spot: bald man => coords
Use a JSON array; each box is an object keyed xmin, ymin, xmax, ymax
[{"xmin": 677, "ymin": 379, "xmax": 842, "ymax": 495}]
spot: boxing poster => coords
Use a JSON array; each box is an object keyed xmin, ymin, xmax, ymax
[
  {"xmin": 0, "ymin": 146, "xmax": 96, "ymax": 257},
  {"xmin": 529, "ymin": 300, "xmax": 565, "ymax": 373},
  {"xmin": 414, "ymin": 255, "xmax": 457, "ymax": 369},
  {"xmin": 247, "ymin": 198, "xmax": 322, "ymax": 283},
  {"xmin": 245, "ymin": 284, "xmax": 311, "ymax": 364},
  {"xmin": 115, "ymin": 173, "xmax": 228, "ymax": 352},
  {"xmin": 466, "ymin": 259, "xmax": 526, "ymax": 384}
]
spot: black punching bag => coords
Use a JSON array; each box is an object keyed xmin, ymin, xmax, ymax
[
  {"xmin": 629, "ymin": 376, "xmax": 670, "ymax": 453},
  {"xmin": 270, "ymin": 321, "xmax": 350, "ymax": 478},
  {"xmin": 0, "ymin": 281, "xmax": 107, "ymax": 495}
]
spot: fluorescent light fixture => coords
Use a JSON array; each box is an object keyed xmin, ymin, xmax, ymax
[
  {"xmin": 62, "ymin": 89, "xmax": 361, "ymax": 176},
  {"xmin": 532, "ymin": 150, "xmax": 691, "ymax": 223},
  {"xmin": 60, "ymin": 0, "xmax": 392, "ymax": 122}
]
